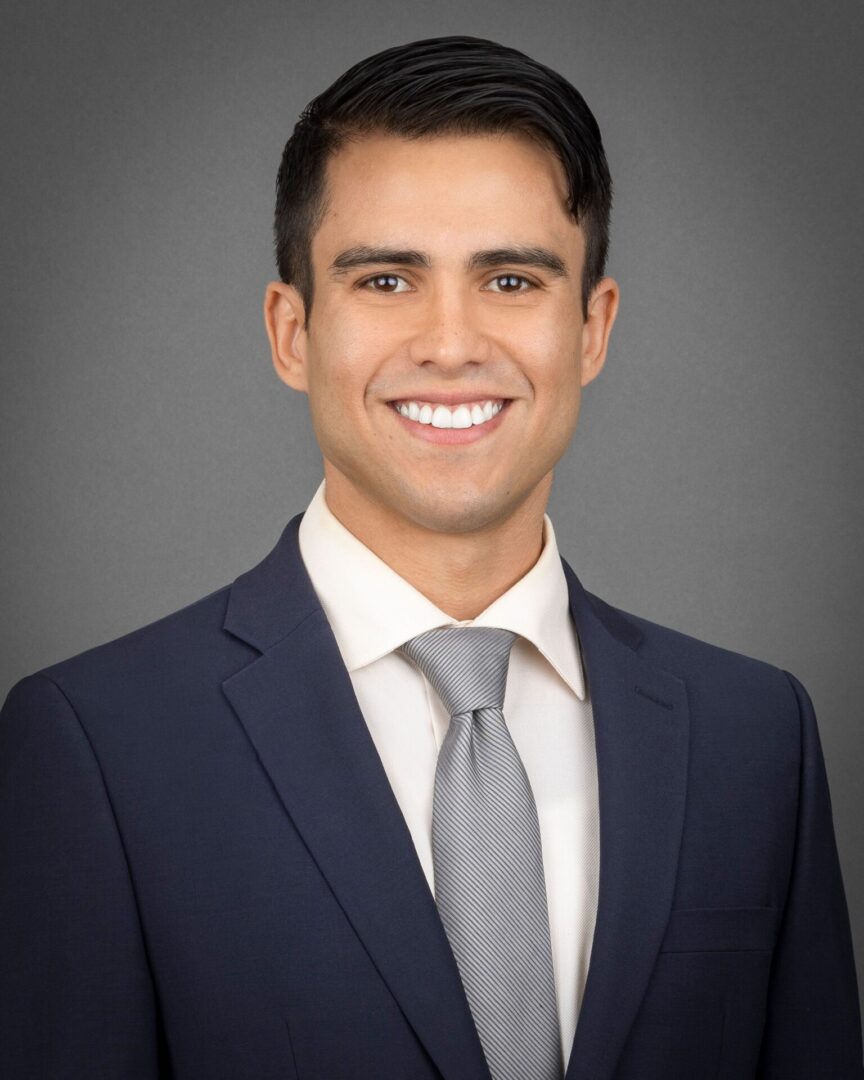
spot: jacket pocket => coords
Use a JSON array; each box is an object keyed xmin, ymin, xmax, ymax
[{"xmin": 659, "ymin": 905, "xmax": 780, "ymax": 953}]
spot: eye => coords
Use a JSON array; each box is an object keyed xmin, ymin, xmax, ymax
[
  {"xmin": 357, "ymin": 273, "xmax": 412, "ymax": 293},
  {"xmin": 485, "ymin": 274, "xmax": 536, "ymax": 294}
]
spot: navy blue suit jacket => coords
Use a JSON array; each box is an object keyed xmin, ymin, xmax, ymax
[{"xmin": 1, "ymin": 514, "xmax": 862, "ymax": 1079}]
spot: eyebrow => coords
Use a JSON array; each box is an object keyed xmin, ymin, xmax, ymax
[{"xmin": 327, "ymin": 244, "xmax": 568, "ymax": 279}]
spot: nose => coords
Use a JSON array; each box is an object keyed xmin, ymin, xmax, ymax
[{"xmin": 407, "ymin": 280, "xmax": 492, "ymax": 372}]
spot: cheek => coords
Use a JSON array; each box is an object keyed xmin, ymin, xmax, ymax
[
  {"xmin": 527, "ymin": 333, "xmax": 582, "ymax": 406},
  {"xmin": 306, "ymin": 326, "xmax": 372, "ymax": 406},
  {"xmin": 303, "ymin": 345, "xmax": 387, "ymax": 469},
  {"xmin": 527, "ymin": 341, "xmax": 583, "ymax": 451},
  {"xmin": 308, "ymin": 299, "xmax": 399, "ymax": 394}
]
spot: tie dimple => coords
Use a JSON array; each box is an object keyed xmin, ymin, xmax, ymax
[
  {"xmin": 399, "ymin": 625, "xmax": 563, "ymax": 1080},
  {"xmin": 400, "ymin": 625, "xmax": 515, "ymax": 716}
]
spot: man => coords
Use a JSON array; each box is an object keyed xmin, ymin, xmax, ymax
[{"xmin": 0, "ymin": 33, "xmax": 861, "ymax": 1080}]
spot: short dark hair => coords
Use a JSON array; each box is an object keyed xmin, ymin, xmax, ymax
[{"xmin": 274, "ymin": 35, "xmax": 612, "ymax": 324}]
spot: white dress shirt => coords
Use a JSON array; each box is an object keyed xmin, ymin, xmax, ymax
[{"xmin": 298, "ymin": 480, "xmax": 599, "ymax": 1069}]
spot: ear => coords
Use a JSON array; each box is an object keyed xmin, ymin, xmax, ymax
[
  {"xmin": 263, "ymin": 281, "xmax": 309, "ymax": 393},
  {"xmin": 580, "ymin": 276, "xmax": 620, "ymax": 388}
]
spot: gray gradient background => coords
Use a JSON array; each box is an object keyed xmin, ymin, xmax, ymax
[{"xmin": 2, "ymin": 0, "xmax": 863, "ymax": 1029}]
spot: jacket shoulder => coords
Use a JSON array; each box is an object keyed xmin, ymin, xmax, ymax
[
  {"xmin": 586, "ymin": 589, "xmax": 798, "ymax": 717},
  {"xmin": 19, "ymin": 582, "xmax": 253, "ymax": 708}
]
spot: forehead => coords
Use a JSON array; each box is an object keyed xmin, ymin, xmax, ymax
[{"xmin": 312, "ymin": 131, "xmax": 579, "ymax": 260}]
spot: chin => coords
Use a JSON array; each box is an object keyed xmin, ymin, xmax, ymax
[{"xmin": 390, "ymin": 484, "xmax": 518, "ymax": 536}]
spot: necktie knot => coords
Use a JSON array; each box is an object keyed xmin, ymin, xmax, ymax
[{"xmin": 399, "ymin": 625, "xmax": 517, "ymax": 717}]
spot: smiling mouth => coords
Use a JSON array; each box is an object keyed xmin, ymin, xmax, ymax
[{"xmin": 389, "ymin": 398, "xmax": 508, "ymax": 429}]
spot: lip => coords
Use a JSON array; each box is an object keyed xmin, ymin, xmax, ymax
[
  {"xmin": 388, "ymin": 391, "xmax": 510, "ymax": 407},
  {"xmin": 389, "ymin": 399, "xmax": 512, "ymax": 444}
]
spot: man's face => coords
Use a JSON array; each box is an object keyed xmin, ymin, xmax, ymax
[{"xmin": 267, "ymin": 131, "xmax": 617, "ymax": 535}]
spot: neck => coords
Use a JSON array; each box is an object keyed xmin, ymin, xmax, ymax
[{"xmin": 321, "ymin": 469, "xmax": 551, "ymax": 621}]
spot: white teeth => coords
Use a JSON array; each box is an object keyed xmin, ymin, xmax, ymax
[{"xmin": 395, "ymin": 399, "xmax": 504, "ymax": 428}]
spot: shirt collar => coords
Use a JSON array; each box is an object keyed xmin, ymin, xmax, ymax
[{"xmin": 297, "ymin": 480, "xmax": 585, "ymax": 699}]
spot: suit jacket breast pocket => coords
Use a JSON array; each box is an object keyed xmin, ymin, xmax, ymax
[{"xmin": 659, "ymin": 905, "xmax": 781, "ymax": 953}]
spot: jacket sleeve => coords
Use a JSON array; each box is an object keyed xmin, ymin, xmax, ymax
[
  {"xmin": 756, "ymin": 669, "xmax": 864, "ymax": 1078},
  {"xmin": 0, "ymin": 673, "xmax": 164, "ymax": 1078}
]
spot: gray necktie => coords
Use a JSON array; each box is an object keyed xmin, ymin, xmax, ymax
[{"xmin": 400, "ymin": 626, "xmax": 563, "ymax": 1080}]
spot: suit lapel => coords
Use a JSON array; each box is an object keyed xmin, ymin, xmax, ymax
[
  {"xmin": 221, "ymin": 516, "xmax": 491, "ymax": 1080},
  {"xmin": 220, "ymin": 515, "xmax": 690, "ymax": 1080},
  {"xmin": 561, "ymin": 561, "xmax": 690, "ymax": 1080}
]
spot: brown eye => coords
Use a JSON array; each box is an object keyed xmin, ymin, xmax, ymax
[
  {"xmin": 359, "ymin": 274, "xmax": 409, "ymax": 293},
  {"xmin": 488, "ymin": 274, "xmax": 533, "ymax": 293}
]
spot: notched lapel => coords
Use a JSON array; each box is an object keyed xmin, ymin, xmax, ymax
[
  {"xmin": 221, "ymin": 518, "xmax": 490, "ymax": 1080},
  {"xmin": 562, "ymin": 562, "xmax": 691, "ymax": 1080}
]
